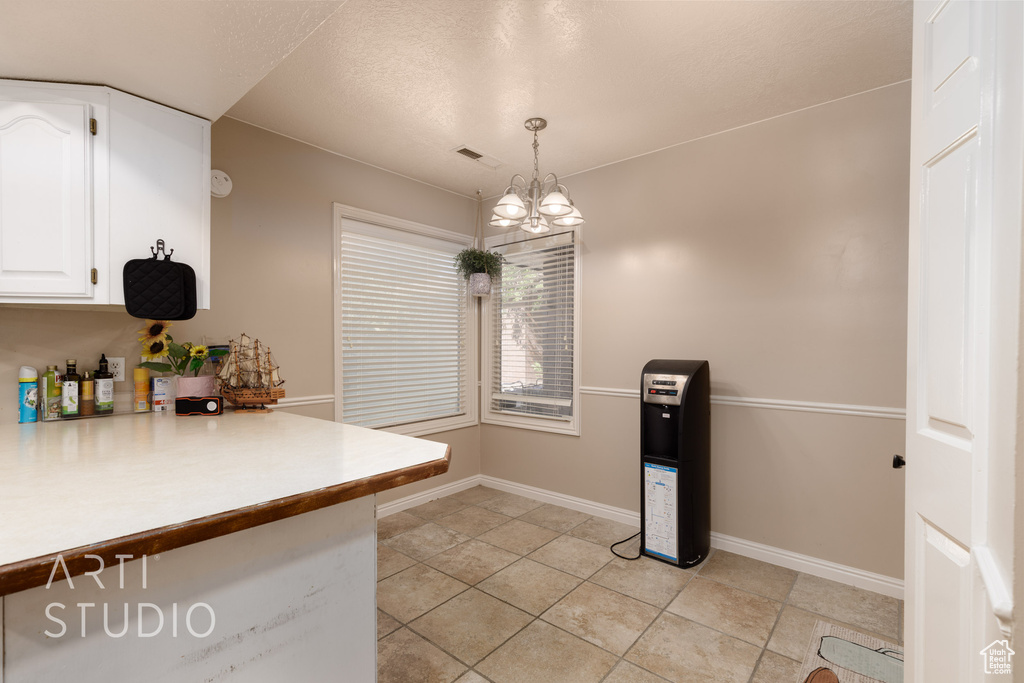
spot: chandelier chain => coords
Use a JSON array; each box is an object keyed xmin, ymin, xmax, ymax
[{"xmin": 532, "ymin": 130, "xmax": 540, "ymax": 181}]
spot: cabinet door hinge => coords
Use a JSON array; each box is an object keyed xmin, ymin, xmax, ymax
[
  {"xmin": 91, "ymin": 268, "xmax": 98, "ymax": 285},
  {"xmin": 90, "ymin": 118, "xmax": 97, "ymax": 136}
]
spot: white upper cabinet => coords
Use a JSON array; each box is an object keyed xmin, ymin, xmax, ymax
[
  {"xmin": 0, "ymin": 86, "xmax": 102, "ymax": 297},
  {"xmin": 0, "ymin": 79, "xmax": 210, "ymax": 308}
]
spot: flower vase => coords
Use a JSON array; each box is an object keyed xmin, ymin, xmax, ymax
[
  {"xmin": 176, "ymin": 374, "xmax": 217, "ymax": 398},
  {"xmin": 469, "ymin": 272, "xmax": 491, "ymax": 297}
]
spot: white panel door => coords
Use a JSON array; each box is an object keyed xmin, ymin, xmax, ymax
[
  {"xmin": 906, "ymin": 1, "xmax": 1021, "ymax": 680},
  {"xmin": 0, "ymin": 98, "xmax": 92, "ymax": 296}
]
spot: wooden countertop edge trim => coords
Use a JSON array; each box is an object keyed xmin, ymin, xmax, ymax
[{"xmin": 0, "ymin": 446, "xmax": 451, "ymax": 597}]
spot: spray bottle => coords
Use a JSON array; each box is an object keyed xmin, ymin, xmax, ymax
[{"xmin": 18, "ymin": 366, "xmax": 38, "ymax": 423}]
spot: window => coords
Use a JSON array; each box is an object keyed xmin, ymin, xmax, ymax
[
  {"xmin": 333, "ymin": 204, "xmax": 476, "ymax": 436},
  {"xmin": 482, "ymin": 229, "xmax": 580, "ymax": 435}
]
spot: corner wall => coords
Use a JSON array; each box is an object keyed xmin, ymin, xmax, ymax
[
  {"xmin": 186, "ymin": 118, "xmax": 482, "ymax": 500},
  {"xmin": 481, "ymin": 82, "xmax": 911, "ymax": 579}
]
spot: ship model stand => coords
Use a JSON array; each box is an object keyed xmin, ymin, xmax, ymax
[{"xmin": 217, "ymin": 334, "xmax": 285, "ymax": 412}]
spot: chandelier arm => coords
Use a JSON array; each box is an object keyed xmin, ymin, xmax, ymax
[
  {"xmin": 540, "ymin": 173, "xmax": 561, "ymax": 193},
  {"xmin": 506, "ymin": 174, "xmax": 529, "ymax": 197}
]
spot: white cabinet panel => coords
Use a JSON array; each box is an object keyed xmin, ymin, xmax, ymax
[
  {"xmin": 0, "ymin": 96, "xmax": 92, "ymax": 296},
  {"xmin": 3, "ymin": 496, "xmax": 377, "ymax": 682},
  {"xmin": 108, "ymin": 91, "xmax": 210, "ymax": 309}
]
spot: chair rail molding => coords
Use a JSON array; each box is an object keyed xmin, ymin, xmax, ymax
[
  {"xmin": 579, "ymin": 386, "xmax": 906, "ymax": 420},
  {"xmin": 273, "ymin": 394, "xmax": 336, "ymax": 409}
]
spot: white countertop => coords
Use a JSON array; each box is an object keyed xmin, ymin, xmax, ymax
[{"xmin": 1, "ymin": 411, "xmax": 448, "ymax": 574}]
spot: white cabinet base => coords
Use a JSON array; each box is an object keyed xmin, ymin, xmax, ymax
[{"xmin": 2, "ymin": 495, "xmax": 376, "ymax": 682}]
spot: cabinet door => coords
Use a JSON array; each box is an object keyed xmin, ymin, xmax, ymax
[
  {"xmin": 0, "ymin": 98, "xmax": 92, "ymax": 296},
  {"xmin": 108, "ymin": 91, "xmax": 210, "ymax": 309}
]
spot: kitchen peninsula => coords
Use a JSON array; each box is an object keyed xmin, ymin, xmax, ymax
[{"xmin": 0, "ymin": 410, "xmax": 450, "ymax": 681}]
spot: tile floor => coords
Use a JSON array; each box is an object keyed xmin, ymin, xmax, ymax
[{"xmin": 377, "ymin": 486, "xmax": 903, "ymax": 683}]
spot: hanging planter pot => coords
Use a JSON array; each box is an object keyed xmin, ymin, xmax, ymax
[
  {"xmin": 469, "ymin": 272, "xmax": 492, "ymax": 297},
  {"xmin": 454, "ymin": 247, "xmax": 504, "ymax": 298}
]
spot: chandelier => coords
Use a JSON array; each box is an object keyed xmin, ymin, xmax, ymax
[{"xmin": 490, "ymin": 118, "xmax": 585, "ymax": 234}]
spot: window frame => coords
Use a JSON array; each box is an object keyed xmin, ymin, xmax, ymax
[
  {"xmin": 332, "ymin": 203, "xmax": 477, "ymax": 437},
  {"xmin": 481, "ymin": 226, "xmax": 582, "ymax": 436}
]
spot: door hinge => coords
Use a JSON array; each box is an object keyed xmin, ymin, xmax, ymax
[
  {"xmin": 90, "ymin": 118, "xmax": 97, "ymax": 136},
  {"xmin": 91, "ymin": 268, "xmax": 98, "ymax": 285}
]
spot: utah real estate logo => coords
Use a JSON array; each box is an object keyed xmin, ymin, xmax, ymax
[{"xmin": 980, "ymin": 640, "xmax": 1014, "ymax": 675}]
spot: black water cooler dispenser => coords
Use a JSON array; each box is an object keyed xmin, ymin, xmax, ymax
[{"xmin": 640, "ymin": 359, "xmax": 710, "ymax": 567}]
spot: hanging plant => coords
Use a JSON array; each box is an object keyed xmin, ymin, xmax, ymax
[
  {"xmin": 454, "ymin": 248, "xmax": 504, "ymax": 280},
  {"xmin": 454, "ymin": 248, "xmax": 504, "ymax": 297},
  {"xmin": 457, "ymin": 191, "xmax": 506, "ymax": 297}
]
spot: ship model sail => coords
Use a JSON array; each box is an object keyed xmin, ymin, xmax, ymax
[{"xmin": 217, "ymin": 334, "xmax": 285, "ymax": 411}]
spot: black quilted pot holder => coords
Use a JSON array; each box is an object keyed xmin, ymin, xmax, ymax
[{"xmin": 123, "ymin": 240, "xmax": 197, "ymax": 320}]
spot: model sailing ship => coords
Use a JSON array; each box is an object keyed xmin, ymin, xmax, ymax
[{"xmin": 217, "ymin": 333, "xmax": 285, "ymax": 411}]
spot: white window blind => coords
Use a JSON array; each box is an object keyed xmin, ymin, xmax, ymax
[
  {"xmin": 339, "ymin": 222, "xmax": 468, "ymax": 430},
  {"xmin": 489, "ymin": 230, "xmax": 577, "ymax": 424}
]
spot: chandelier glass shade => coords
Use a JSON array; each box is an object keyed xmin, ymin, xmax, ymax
[{"xmin": 491, "ymin": 118, "xmax": 584, "ymax": 234}]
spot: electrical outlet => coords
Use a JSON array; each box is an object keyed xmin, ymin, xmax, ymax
[{"xmin": 109, "ymin": 357, "xmax": 126, "ymax": 382}]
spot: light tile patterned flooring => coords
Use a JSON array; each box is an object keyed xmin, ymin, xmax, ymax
[{"xmin": 377, "ymin": 486, "xmax": 903, "ymax": 683}]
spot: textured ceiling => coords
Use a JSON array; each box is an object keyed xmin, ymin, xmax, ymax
[
  {"xmin": 0, "ymin": 0, "xmax": 343, "ymax": 120},
  {"xmin": 227, "ymin": 0, "xmax": 913, "ymax": 198},
  {"xmin": 0, "ymin": 1, "xmax": 911, "ymax": 199}
]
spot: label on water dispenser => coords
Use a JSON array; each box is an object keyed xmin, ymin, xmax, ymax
[{"xmin": 644, "ymin": 462, "xmax": 678, "ymax": 563}]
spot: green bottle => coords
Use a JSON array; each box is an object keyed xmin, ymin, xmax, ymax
[
  {"xmin": 61, "ymin": 359, "xmax": 80, "ymax": 418},
  {"xmin": 94, "ymin": 354, "xmax": 114, "ymax": 415},
  {"xmin": 42, "ymin": 365, "xmax": 62, "ymax": 420}
]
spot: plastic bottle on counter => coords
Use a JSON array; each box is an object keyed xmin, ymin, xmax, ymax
[
  {"xmin": 18, "ymin": 366, "xmax": 38, "ymax": 423},
  {"xmin": 94, "ymin": 355, "xmax": 114, "ymax": 415},
  {"xmin": 133, "ymin": 367, "xmax": 150, "ymax": 412},
  {"xmin": 40, "ymin": 365, "xmax": 62, "ymax": 420},
  {"xmin": 80, "ymin": 371, "xmax": 95, "ymax": 416},
  {"xmin": 61, "ymin": 359, "xmax": 80, "ymax": 418},
  {"xmin": 152, "ymin": 376, "xmax": 174, "ymax": 412}
]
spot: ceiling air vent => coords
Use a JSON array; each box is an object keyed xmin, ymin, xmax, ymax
[
  {"xmin": 455, "ymin": 147, "xmax": 483, "ymax": 160},
  {"xmin": 451, "ymin": 145, "xmax": 503, "ymax": 170}
]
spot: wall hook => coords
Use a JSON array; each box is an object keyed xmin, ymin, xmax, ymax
[{"xmin": 150, "ymin": 239, "xmax": 174, "ymax": 260}]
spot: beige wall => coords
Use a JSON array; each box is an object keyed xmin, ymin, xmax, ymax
[
  {"xmin": 0, "ymin": 307, "xmax": 148, "ymax": 419},
  {"xmin": 0, "ymin": 117, "xmax": 482, "ymax": 500},
  {"xmin": 481, "ymin": 82, "xmax": 911, "ymax": 578}
]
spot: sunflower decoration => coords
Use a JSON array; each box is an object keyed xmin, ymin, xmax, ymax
[
  {"xmin": 136, "ymin": 320, "xmax": 227, "ymax": 377},
  {"xmin": 138, "ymin": 320, "xmax": 172, "ymax": 360}
]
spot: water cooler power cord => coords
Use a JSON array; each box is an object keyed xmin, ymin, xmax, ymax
[{"xmin": 610, "ymin": 531, "xmax": 642, "ymax": 560}]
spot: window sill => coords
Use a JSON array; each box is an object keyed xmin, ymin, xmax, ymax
[
  {"xmin": 480, "ymin": 413, "xmax": 580, "ymax": 436},
  {"xmin": 382, "ymin": 414, "xmax": 479, "ymax": 438}
]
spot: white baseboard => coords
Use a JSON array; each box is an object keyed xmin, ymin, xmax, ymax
[
  {"xmin": 709, "ymin": 532, "xmax": 904, "ymax": 599},
  {"xmin": 376, "ymin": 477, "xmax": 484, "ymax": 517},
  {"xmin": 376, "ymin": 474, "xmax": 904, "ymax": 600},
  {"xmin": 475, "ymin": 475, "xmax": 642, "ymax": 527}
]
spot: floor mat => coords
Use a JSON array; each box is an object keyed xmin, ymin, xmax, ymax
[{"xmin": 797, "ymin": 620, "xmax": 903, "ymax": 683}]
